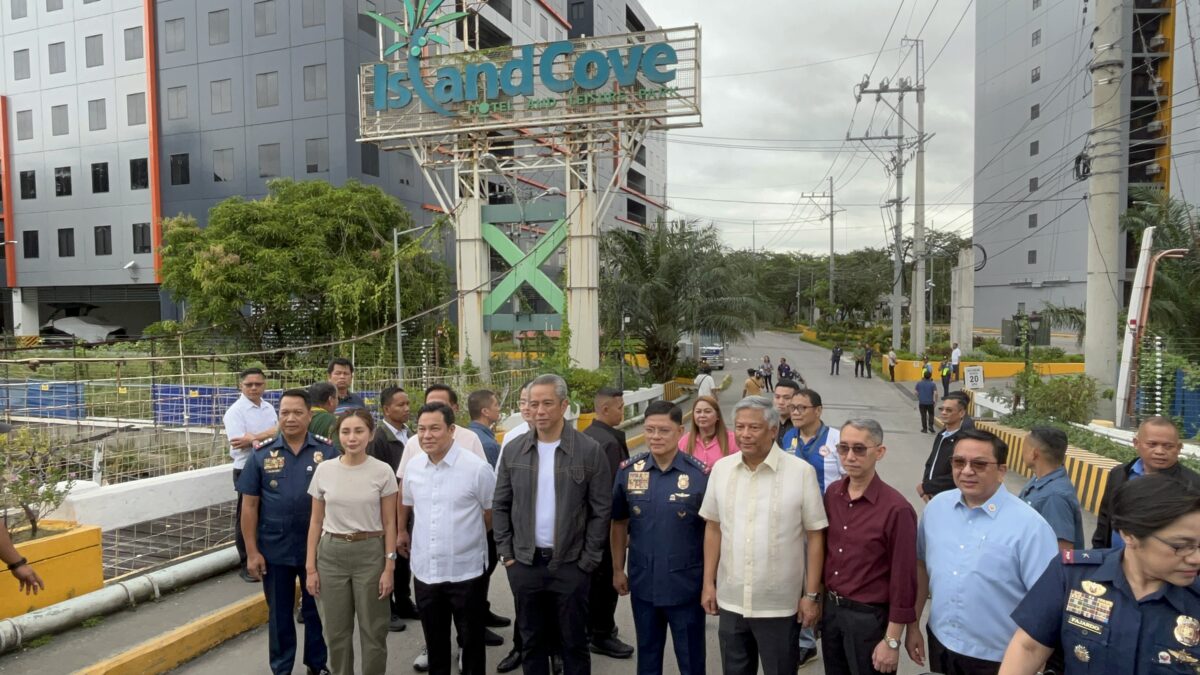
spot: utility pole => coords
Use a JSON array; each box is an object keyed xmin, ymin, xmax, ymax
[
  {"xmin": 906, "ymin": 38, "xmax": 929, "ymax": 357},
  {"xmin": 800, "ymin": 181, "xmax": 837, "ymax": 308},
  {"xmin": 1084, "ymin": 0, "xmax": 1123, "ymax": 398}
]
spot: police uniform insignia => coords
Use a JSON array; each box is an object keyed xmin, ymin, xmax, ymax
[
  {"xmin": 1062, "ymin": 550, "xmax": 1074, "ymax": 564},
  {"xmin": 314, "ymin": 434, "xmax": 332, "ymax": 445},
  {"xmin": 619, "ymin": 458, "xmax": 633, "ymax": 470},
  {"xmin": 1067, "ymin": 589, "xmax": 1114, "ymax": 623},
  {"xmin": 264, "ymin": 450, "xmax": 285, "ymax": 473},
  {"xmin": 632, "ymin": 505, "xmax": 641, "ymax": 516},
  {"xmin": 1176, "ymin": 616, "xmax": 1200, "ymax": 647},
  {"xmin": 627, "ymin": 472, "xmax": 650, "ymax": 492},
  {"xmin": 634, "ymin": 459, "xmax": 646, "ymax": 472},
  {"xmin": 1073, "ymin": 644, "xmax": 1090, "ymax": 663},
  {"xmin": 1160, "ymin": 651, "xmax": 1173, "ymax": 664},
  {"xmin": 1081, "ymin": 581, "xmax": 1106, "ymax": 597},
  {"xmin": 252, "ymin": 440, "xmax": 266, "ymax": 450},
  {"xmin": 677, "ymin": 474, "xmax": 690, "ymax": 490},
  {"xmin": 1169, "ymin": 649, "xmax": 1199, "ymax": 664},
  {"xmin": 677, "ymin": 510, "xmax": 686, "ymax": 518},
  {"xmin": 269, "ymin": 479, "xmax": 278, "ymax": 488},
  {"xmin": 313, "ymin": 451, "xmax": 324, "ymax": 463}
]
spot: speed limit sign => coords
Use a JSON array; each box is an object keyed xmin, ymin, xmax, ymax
[{"xmin": 963, "ymin": 365, "xmax": 985, "ymax": 391}]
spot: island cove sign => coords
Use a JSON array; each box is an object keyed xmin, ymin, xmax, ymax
[{"xmin": 357, "ymin": 13, "xmax": 700, "ymax": 141}]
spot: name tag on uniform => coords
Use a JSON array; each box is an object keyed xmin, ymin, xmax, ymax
[
  {"xmin": 1067, "ymin": 590, "xmax": 1114, "ymax": 624},
  {"xmin": 1068, "ymin": 615, "xmax": 1103, "ymax": 635},
  {"xmin": 264, "ymin": 457, "xmax": 285, "ymax": 473},
  {"xmin": 627, "ymin": 472, "xmax": 649, "ymax": 492}
]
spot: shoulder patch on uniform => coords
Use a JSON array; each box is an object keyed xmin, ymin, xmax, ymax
[
  {"xmin": 1062, "ymin": 549, "xmax": 1103, "ymax": 565},
  {"xmin": 252, "ymin": 439, "xmax": 268, "ymax": 451},
  {"xmin": 681, "ymin": 452, "xmax": 710, "ymax": 474},
  {"xmin": 620, "ymin": 451, "xmax": 649, "ymax": 470},
  {"xmin": 313, "ymin": 434, "xmax": 333, "ymax": 445}
]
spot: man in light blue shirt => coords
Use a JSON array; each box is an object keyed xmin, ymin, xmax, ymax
[
  {"xmin": 1018, "ymin": 426, "xmax": 1085, "ymax": 551},
  {"xmin": 912, "ymin": 428, "xmax": 1058, "ymax": 674}
]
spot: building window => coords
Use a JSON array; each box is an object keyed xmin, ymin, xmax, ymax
[
  {"xmin": 258, "ymin": 143, "xmax": 281, "ymax": 177},
  {"xmin": 170, "ymin": 153, "xmax": 190, "ymax": 185},
  {"xmin": 130, "ymin": 158, "xmax": 148, "ymax": 190},
  {"xmin": 210, "ymin": 79, "xmax": 232, "ymax": 114},
  {"xmin": 539, "ymin": 14, "xmax": 548, "ymax": 40},
  {"xmin": 1029, "ymin": 177, "xmax": 1039, "ymax": 193},
  {"xmin": 165, "ymin": 17, "xmax": 186, "ymax": 53},
  {"xmin": 1031, "ymin": 66, "xmax": 1041, "ymax": 83},
  {"xmin": 1030, "ymin": 140, "xmax": 1039, "ymax": 156},
  {"xmin": 302, "ymin": 0, "xmax": 325, "ymax": 27},
  {"xmin": 45, "ymin": 0, "xmax": 61, "ymax": 10},
  {"xmin": 208, "ymin": 9, "xmax": 230, "ymax": 45},
  {"xmin": 569, "ymin": 2, "xmax": 584, "ymax": 21},
  {"xmin": 57, "ymin": 228, "xmax": 74, "ymax": 257},
  {"xmin": 88, "ymin": 98, "xmax": 106, "ymax": 131},
  {"xmin": 1030, "ymin": 103, "xmax": 1040, "ymax": 119},
  {"xmin": 357, "ymin": 13, "xmax": 377, "ymax": 37},
  {"xmin": 1032, "ymin": 29, "xmax": 1041, "ymax": 47},
  {"xmin": 127, "ymin": 92, "xmax": 146, "ymax": 125},
  {"xmin": 48, "ymin": 41, "xmax": 66, "ymax": 74},
  {"xmin": 13, "ymin": 49, "xmax": 30, "ymax": 80},
  {"xmin": 254, "ymin": 1, "xmax": 276, "ymax": 37},
  {"xmin": 523, "ymin": 0, "xmax": 531, "ymax": 24},
  {"xmin": 1029, "ymin": 213, "xmax": 1038, "ymax": 229},
  {"xmin": 303, "ymin": 64, "xmax": 327, "ymax": 101},
  {"xmin": 11, "ymin": 0, "xmax": 26, "ymax": 20},
  {"xmin": 213, "ymin": 148, "xmax": 233, "ymax": 183},
  {"xmin": 1027, "ymin": 250, "xmax": 1037, "ymax": 264},
  {"xmin": 51, "ymin": 104, "xmax": 69, "ymax": 136},
  {"xmin": 362, "ymin": 142, "xmax": 380, "ymax": 177},
  {"xmin": 19, "ymin": 171, "xmax": 35, "ymax": 199},
  {"xmin": 92, "ymin": 162, "xmax": 109, "ymax": 193},
  {"xmin": 16, "ymin": 110, "xmax": 32, "ymax": 140},
  {"xmin": 256, "ymin": 72, "xmax": 279, "ymax": 108},
  {"xmin": 132, "ymin": 223, "xmax": 152, "ymax": 253},
  {"xmin": 22, "ymin": 231, "xmax": 38, "ymax": 259},
  {"xmin": 125, "ymin": 26, "xmax": 144, "ymax": 60},
  {"xmin": 305, "ymin": 137, "xmax": 328, "ymax": 173},
  {"xmin": 54, "ymin": 166, "xmax": 71, "ymax": 196},
  {"xmin": 94, "ymin": 225, "xmax": 112, "ymax": 256},
  {"xmin": 1033, "ymin": 0, "xmax": 1041, "ymax": 8},
  {"xmin": 85, "ymin": 34, "xmax": 104, "ymax": 67},
  {"xmin": 167, "ymin": 86, "xmax": 187, "ymax": 120}
]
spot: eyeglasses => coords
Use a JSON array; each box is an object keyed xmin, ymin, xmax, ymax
[
  {"xmin": 951, "ymin": 457, "xmax": 999, "ymax": 472},
  {"xmin": 938, "ymin": 406, "xmax": 962, "ymax": 413},
  {"xmin": 1151, "ymin": 535, "xmax": 1200, "ymax": 558},
  {"xmin": 789, "ymin": 404, "xmax": 814, "ymax": 413},
  {"xmin": 835, "ymin": 443, "xmax": 878, "ymax": 456}
]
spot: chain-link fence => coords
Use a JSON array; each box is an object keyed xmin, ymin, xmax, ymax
[{"xmin": 1133, "ymin": 332, "xmax": 1200, "ymax": 436}]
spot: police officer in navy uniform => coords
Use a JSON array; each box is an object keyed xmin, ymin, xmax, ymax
[
  {"xmin": 1003, "ymin": 473, "xmax": 1200, "ymax": 675},
  {"xmin": 611, "ymin": 400, "xmax": 709, "ymax": 675},
  {"xmin": 238, "ymin": 389, "xmax": 336, "ymax": 675}
]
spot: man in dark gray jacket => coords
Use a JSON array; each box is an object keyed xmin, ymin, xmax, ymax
[{"xmin": 494, "ymin": 374, "xmax": 612, "ymax": 675}]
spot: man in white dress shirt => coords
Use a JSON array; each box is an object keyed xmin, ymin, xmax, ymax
[
  {"xmin": 223, "ymin": 367, "xmax": 278, "ymax": 582},
  {"xmin": 405, "ymin": 402, "xmax": 496, "ymax": 675}
]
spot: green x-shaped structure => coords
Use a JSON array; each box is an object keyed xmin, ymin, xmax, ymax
[{"xmin": 481, "ymin": 219, "xmax": 567, "ymax": 316}]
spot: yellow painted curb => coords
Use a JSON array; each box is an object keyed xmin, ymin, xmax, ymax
[{"xmin": 74, "ymin": 592, "xmax": 268, "ymax": 675}]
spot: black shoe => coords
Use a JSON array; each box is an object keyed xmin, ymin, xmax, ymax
[
  {"xmin": 496, "ymin": 648, "xmax": 522, "ymax": 673},
  {"xmin": 484, "ymin": 627, "xmax": 504, "ymax": 646},
  {"xmin": 589, "ymin": 635, "xmax": 634, "ymax": 659},
  {"xmin": 388, "ymin": 615, "xmax": 407, "ymax": 632},
  {"xmin": 238, "ymin": 569, "xmax": 259, "ymax": 583},
  {"xmin": 307, "ymin": 668, "xmax": 331, "ymax": 675},
  {"xmin": 485, "ymin": 610, "xmax": 512, "ymax": 628},
  {"xmin": 296, "ymin": 606, "xmax": 304, "ymax": 624},
  {"xmin": 551, "ymin": 655, "xmax": 564, "ymax": 675},
  {"xmin": 394, "ymin": 599, "xmax": 420, "ymax": 619},
  {"xmin": 797, "ymin": 646, "xmax": 818, "ymax": 667}
]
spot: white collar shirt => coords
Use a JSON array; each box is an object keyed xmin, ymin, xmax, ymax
[
  {"xmin": 396, "ymin": 426, "xmax": 487, "ymax": 480},
  {"xmin": 382, "ymin": 419, "xmax": 409, "ymax": 445},
  {"xmin": 222, "ymin": 394, "xmax": 277, "ymax": 469},
  {"xmin": 500, "ymin": 420, "xmax": 531, "ymax": 452},
  {"xmin": 698, "ymin": 446, "xmax": 829, "ymax": 618},
  {"xmin": 402, "ymin": 444, "xmax": 497, "ymax": 584}
]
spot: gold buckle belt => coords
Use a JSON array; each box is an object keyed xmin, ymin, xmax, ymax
[{"xmin": 325, "ymin": 531, "xmax": 384, "ymax": 542}]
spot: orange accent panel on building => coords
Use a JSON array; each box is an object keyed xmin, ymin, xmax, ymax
[
  {"xmin": 143, "ymin": 0, "xmax": 163, "ymax": 282},
  {"xmin": 0, "ymin": 96, "xmax": 16, "ymax": 287},
  {"xmin": 537, "ymin": 0, "xmax": 572, "ymax": 30}
]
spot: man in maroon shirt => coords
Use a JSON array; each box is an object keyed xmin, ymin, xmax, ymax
[{"xmin": 822, "ymin": 418, "xmax": 919, "ymax": 675}]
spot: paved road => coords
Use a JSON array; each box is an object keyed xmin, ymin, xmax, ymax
[{"xmin": 173, "ymin": 331, "xmax": 1088, "ymax": 674}]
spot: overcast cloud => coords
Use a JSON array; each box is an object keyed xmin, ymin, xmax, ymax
[{"xmin": 646, "ymin": 0, "xmax": 977, "ymax": 254}]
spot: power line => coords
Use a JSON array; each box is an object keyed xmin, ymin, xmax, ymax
[{"xmin": 704, "ymin": 48, "xmax": 903, "ymax": 79}]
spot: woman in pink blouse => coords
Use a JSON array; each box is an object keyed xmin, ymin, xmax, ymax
[{"xmin": 678, "ymin": 395, "xmax": 739, "ymax": 466}]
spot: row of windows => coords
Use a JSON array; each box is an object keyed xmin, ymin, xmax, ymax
[
  {"xmin": 11, "ymin": 28, "xmax": 142, "ymax": 81},
  {"xmin": 162, "ymin": 66, "xmax": 327, "ymax": 120},
  {"xmin": 15, "ymin": 94, "xmax": 144, "ymax": 140},
  {"xmin": 10, "ymin": 0, "xmax": 104, "ymax": 21},
  {"xmin": 1022, "ymin": 2, "xmax": 1045, "ymax": 268},
  {"xmin": 165, "ymin": 0, "xmax": 327, "ymax": 53},
  {"xmin": 16, "ymin": 159, "xmax": 145, "ymax": 199},
  {"xmin": 20, "ymin": 223, "xmax": 150, "ymax": 259}
]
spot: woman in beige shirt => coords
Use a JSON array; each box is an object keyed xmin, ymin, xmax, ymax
[{"xmin": 306, "ymin": 410, "xmax": 398, "ymax": 675}]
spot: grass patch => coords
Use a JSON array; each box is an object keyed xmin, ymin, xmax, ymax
[
  {"xmin": 80, "ymin": 617, "xmax": 104, "ymax": 629},
  {"xmin": 24, "ymin": 635, "xmax": 53, "ymax": 649}
]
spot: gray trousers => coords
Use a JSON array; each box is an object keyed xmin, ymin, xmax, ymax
[
  {"xmin": 315, "ymin": 535, "xmax": 390, "ymax": 675},
  {"xmin": 717, "ymin": 609, "xmax": 800, "ymax": 675}
]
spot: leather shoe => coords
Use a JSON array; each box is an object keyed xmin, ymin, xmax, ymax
[
  {"xmin": 798, "ymin": 646, "xmax": 818, "ymax": 667},
  {"xmin": 485, "ymin": 609, "xmax": 512, "ymax": 628},
  {"xmin": 388, "ymin": 615, "xmax": 407, "ymax": 632},
  {"xmin": 496, "ymin": 648, "xmax": 522, "ymax": 673},
  {"xmin": 238, "ymin": 569, "xmax": 259, "ymax": 583},
  {"xmin": 589, "ymin": 635, "xmax": 634, "ymax": 659},
  {"xmin": 307, "ymin": 668, "xmax": 331, "ymax": 675},
  {"xmin": 295, "ymin": 606, "xmax": 304, "ymax": 624},
  {"xmin": 483, "ymin": 627, "xmax": 504, "ymax": 646}
]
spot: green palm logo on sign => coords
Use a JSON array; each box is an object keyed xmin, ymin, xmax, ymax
[{"xmin": 364, "ymin": 0, "xmax": 467, "ymax": 58}]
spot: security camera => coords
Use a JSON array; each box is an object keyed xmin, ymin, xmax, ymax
[{"xmin": 123, "ymin": 261, "xmax": 138, "ymax": 270}]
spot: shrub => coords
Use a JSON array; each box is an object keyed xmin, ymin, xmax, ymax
[{"xmin": 0, "ymin": 428, "xmax": 76, "ymax": 539}]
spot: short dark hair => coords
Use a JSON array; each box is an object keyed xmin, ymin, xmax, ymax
[
  {"xmin": 922, "ymin": 371, "xmax": 932, "ymax": 380},
  {"xmin": 280, "ymin": 388, "xmax": 311, "ymax": 409},
  {"xmin": 239, "ymin": 367, "xmax": 265, "ymax": 381},
  {"xmin": 644, "ymin": 400, "xmax": 682, "ymax": 426},
  {"xmin": 417, "ymin": 402, "xmax": 455, "ymax": 427},
  {"xmin": 775, "ymin": 379, "xmax": 802, "ymax": 394},
  {"xmin": 335, "ymin": 409, "xmax": 375, "ymax": 434},
  {"xmin": 326, "ymin": 357, "xmax": 353, "ymax": 374},
  {"xmin": 308, "ymin": 382, "xmax": 337, "ymax": 406},
  {"xmin": 1111, "ymin": 473, "xmax": 1200, "ymax": 539},
  {"xmin": 944, "ymin": 391, "xmax": 970, "ymax": 410},
  {"xmin": 424, "ymin": 383, "xmax": 458, "ymax": 406},
  {"xmin": 380, "ymin": 385, "xmax": 406, "ymax": 407},
  {"xmin": 793, "ymin": 388, "xmax": 823, "ymax": 408},
  {"xmin": 956, "ymin": 428, "xmax": 1008, "ymax": 464},
  {"xmin": 1027, "ymin": 426, "xmax": 1068, "ymax": 465},
  {"xmin": 594, "ymin": 387, "xmax": 623, "ymax": 407},
  {"xmin": 467, "ymin": 389, "xmax": 497, "ymax": 419},
  {"xmin": 747, "ymin": 368, "xmax": 757, "ymax": 377}
]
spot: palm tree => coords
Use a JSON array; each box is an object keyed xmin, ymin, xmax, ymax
[{"xmin": 600, "ymin": 220, "xmax": 765, "ymax": 382}]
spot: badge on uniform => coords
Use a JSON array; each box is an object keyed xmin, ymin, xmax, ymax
[
  {"xmin": 634, "ymin": 459, "xmax": 646, "ymax": 471},
  {"xmin": 677, "ymin": 474, "xmax": 689, "ymax": 490},
  {"xmin": 313, "ymin": 451, "xmax": 324, "ymax": 463},
  {"xmin": 632, "ymin": 505, "xmax": 642, "ymax": 516},
  {"xmin": 1082, "ymin": 581, "xmax": 1107, "ymax": 597},
  {"xmin": 1066, "ymin": 589, "xmax": 1114, "ymax": 623},
  {"xmin": 627, "ymin": 472, "xmax": 650, "ymax": 492},
  {"xmin": 269, "ymin": 479, "xmax": 278, "ymax": 488},
  {"xmin": 264, "ymin": 450, "xmax": 285, "ymax": 473},
  {"xmin": 1073, "ymin": 644, "xmax": 1090, "ymax": 663},
  {"xmin": 1168, "ymin": 649, "xmax": 1198, "ymax": 664},
  {"xmin": 1176, "ymin": 616, "xmax": 1200, "ymax": 648}
]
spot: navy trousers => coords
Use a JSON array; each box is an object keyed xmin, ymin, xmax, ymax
[
  {"xmin": 263, "ymin": 562, "xmax": 327, "ymax": 675},
  {"xmin": 630, "ymin": 596, "xmax": 705, "ymax": 675}
]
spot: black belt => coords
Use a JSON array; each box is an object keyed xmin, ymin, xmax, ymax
[
  {"xmin": 826, "ymin": 590, "xmax": 887, "ymax": 614},
  {"xmin": 533, "ymin": 547, "xmax": 554, "ymax": 563}
]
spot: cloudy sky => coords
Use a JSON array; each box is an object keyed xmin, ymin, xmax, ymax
[{"xmin": 645, "ymin": 0, "xmax": 977, "ymax": 255}]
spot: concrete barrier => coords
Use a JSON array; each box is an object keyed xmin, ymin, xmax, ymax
[
  {"xmin": 891, "ymin": 359, "xmax": 1085, "ymax": 382},
  {"xmin": 48, "ymin": 465, "xmax": 234, "ymax": 531}
]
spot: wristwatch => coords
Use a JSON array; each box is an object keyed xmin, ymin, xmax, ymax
[
  {"xmin": 498, "ymin": 554, "xmax": 510, "ymax": 564},
  {"xmin": 804, "ymin": 591, "xmax": 820, "ymax": 601},
  {"xmin": 884, "ymin": 636, "xmax": 900, "ymax": 650},
  {"xmin": 385, "ymin": 552, "xmax": 398, "ymax": 561}
]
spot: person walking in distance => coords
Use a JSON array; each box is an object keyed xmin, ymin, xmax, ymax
[
  {"xmin": 493, "ymin": 374, "xmax": 612, "ymax": 675},
  {"xmin": 915, "ymin": 372, "xmax": 938, "ymax": 434},
  {"xmin": 822, "ymin": 419, "xmax": 918, "ymax": 675},
  {"xmin": 694, "ymin": 365, "xmax": 717, "ymax": 400},
  {"xmin": 863, "ymin": 343, "xmax": 875, "ymax": 379},
  {"xmin": 887, "ymin": 349, "xmax": 897, "ymax": 382},
  {"xmin": 326, "ymin": 358, "xmax": 366, "ymax": 414},
  {"xmin": 917, "ymin": 391, "xmax": 973, "ymax": 502},
  {"xmin": 238, "ymin": 389, "xmax": 332, "ymax": 675},
  {"xmin": 225, "ymin": 367, "xmax": 278, "ymax": 583},
  {"xmin": 404, "ymin": 402, "xmax": 496, "ymax": 675},
  {"xmin": 853, "ymin": 344, "xmax": 866, "ymax": 378},
  {"xmin": 951, "ymin": 343, "xmax": 962, "ymax": 381},
  {"xmin": 700, "ymin": 396, "xmax": 828, "ymax": 675},
  {"xmin": 759, "ymin": 356, "xmax": 774, "ymax": 391},
  {"xmin": 777, "ymin": 358, "xmax": 794, "ymax": 383},
  {"xmin": 611, "ymin": 401, "xmax": 709, "ymax": 674},
  {"xmin": 939, "ymin": 359, "xmax": 953, "ymax": 398},
  {"xmin": 742, "ymin": 369, "xmax": 764, "ymax": 398},
  {"xmin": 306, "ymin": 409, "xmax": 398, "ymax": 675},
  {"xmin": 831, "ymin": 344, "xmax": 843, "ymax": 376}
]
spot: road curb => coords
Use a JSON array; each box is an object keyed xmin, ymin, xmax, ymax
[{"xmin": 74, "ymin": 592, "xmax": 267, "ymax": 675}]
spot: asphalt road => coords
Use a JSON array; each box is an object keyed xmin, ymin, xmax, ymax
[{"xmin": 171, "ymin": 331, "xmax": 1088, "ymax": 674}]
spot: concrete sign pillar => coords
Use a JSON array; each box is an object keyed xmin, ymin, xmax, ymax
[
  {"xmin": 12, "ymin": 287, "xmax": 38, "ymax": 336},
  {"xmin": 456, "ymin": 195, "xmax": 491, "ymax": 377},
  {"xmin": 567, "ymin": 188, "xmax": 600, "ymax": 369},
  {"xmin": 950, "ymin": 248, "xmax": 975, "ymax": 351}
]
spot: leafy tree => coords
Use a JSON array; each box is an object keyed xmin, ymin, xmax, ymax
[
  {"xmin": 0, "ymin": 428, "xmax": 74, "ymax": 539},
  {"xmin": 600, "ymin": 220, "xmax": 764, "ymax": 382},
  {"xmin": 161, "ymin": 179, "xmax": 449, "ymax": 350}
]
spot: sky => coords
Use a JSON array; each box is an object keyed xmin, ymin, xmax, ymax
[{"xmin": 645, "ymin": 0, "xmax": 978, "ymax": 255}]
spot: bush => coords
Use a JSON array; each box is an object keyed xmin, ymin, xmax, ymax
[
  {"xmin": 0, "ymin": 428, "xmax": 76, "ymax": 539},
  {"xmin": 675, "ymin": 358, "xmax": 699, "ymax": 379}
]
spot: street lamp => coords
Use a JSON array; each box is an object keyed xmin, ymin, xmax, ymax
[
  {"xmin": 925, "ymin": 279, "xmax": 935, "ymax": 334},
  {"xmin": 394, "ymin": 224, "xmax": 434, "ymax": 380},
  {"xmin": 619, "ymin": 314, "xmax": 630, "ymax": 391}
]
